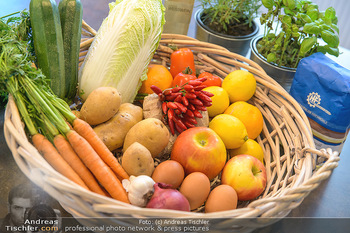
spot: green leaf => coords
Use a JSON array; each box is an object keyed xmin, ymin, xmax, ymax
[
  {"xmin": 321, "ymin": 30, "xmax": 339, "ymax": 48},
  {"xmin": 292, "ymin": 24, "xmax": 299, "ymax": 32},
  {"xmin": 287, "ymin": 0, "xmax": 296, "ymax": 10},
  {"xmin": 262, "ymin": 0, "xmax": 274, "ymax": 9},
  {"xmin": 267, "ymin": 53, "xmax": 276, "ymax": 63},
  {"xmin": 307, "ymin": 8, "xmax": 319, "ymax": 21},
  {"xmin": 316, "ymin": 45, "xmax": 327, "ymax": 54},
  {"xmin": 318, "ymin": 45, "xmax": 339, "ymax": 57},
  {"xmin": 292, "ymin": 31, "xmax": 300, "ymax": 37},
  {"xmin": 303, "ymin": 22, "xmax": 321, "ymax": 34},
  {"xmin": 325, "ymin": 7, "xmax": 336, "ymax": 20},
  {"xmin": 331, "ymin": 23, "xmax": 339, "ymax": 34},
  {"xmin": 298, "ymin": 13, "xmax": 312, "ymax": 23},
  {"xmin": 284, "ymin": 8, "xmax": 295, "ymax": 16},
  {"xmin": 306, "ymin": 3, "xmax": 318, "ymax": 11},
  {"xmin": 282, "ymin": 15, "xmax": 292, "ymax": 26},
  {"xmin": 300, "ymin": 36, "xmax": 317, "ymax": 56}
]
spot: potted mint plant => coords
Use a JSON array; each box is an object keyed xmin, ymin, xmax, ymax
[
  {"xmin": 195, "ymin": 0, "xmax": 261, "ymax": 56},
  {"xmin": 250, "ymin": 0, "xmax": 340, "ymax": 92}
]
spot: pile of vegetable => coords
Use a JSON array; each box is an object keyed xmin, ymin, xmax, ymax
[
  {"xmin": 0, "ymin": 0, "xmax": 165, "ymax": 205},
  {"xmin": 1, "ymin": 0, "xmax": 268, "ymax": 214},
  {"xmin": 0, "ymin": 7, "xmax": 131, "ymax": 203}
]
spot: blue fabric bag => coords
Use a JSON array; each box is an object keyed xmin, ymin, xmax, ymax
[{"xmin": 290, "ymin": 52, "xmax": 350, "ymax": 134}]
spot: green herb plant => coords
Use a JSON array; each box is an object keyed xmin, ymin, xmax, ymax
[
  {"xmin": 258, "ymin": 0, "xmax": 339, "ymax": 68},
  {"xmin": 199, "ymin": 0, "xmax": 261, "ymax": 35}
]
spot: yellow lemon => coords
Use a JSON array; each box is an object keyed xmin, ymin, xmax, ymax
[
  {"xmin": 222, "ymin": 70, "xmax": 256, "ymax": 102},
  {"xmin": 209, "ymin": 114, "xmax": 248, "ymax": 149},
  {"xmin": 202, "ymin": 86, "xmax": 230, "ymax": 117},
  {"xmin": 224, "ymin": 101, "xmax": 264, "ymax": 139},
  {"xmin": 229, "ymin": 139, "xmax": 264, "ymax": 163}
]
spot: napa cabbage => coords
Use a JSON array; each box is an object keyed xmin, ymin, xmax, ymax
[{"xmin": 78, "ymin": 0, "xmax": 165, "ymax": 102}]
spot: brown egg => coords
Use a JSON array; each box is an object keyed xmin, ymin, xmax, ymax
[
  {"xmin": 205, "ymin": 185, "xmax": 238, "ymax": 213},
  {"xmin": 179, "ymin": 172, "xmax": 210, "ymax": 210},
  {"xmin": 151, "ymin": 160, "xmax": 185, "ymax": 189}
]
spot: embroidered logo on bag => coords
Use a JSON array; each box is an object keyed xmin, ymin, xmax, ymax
[{"xmin": 307, "ymin": 92, "xmax": 331, "ymax": 115}]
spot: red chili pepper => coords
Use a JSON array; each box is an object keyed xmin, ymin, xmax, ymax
[
  {"xmin": 184, "ymin": 92, "xmax": 196, "ymax": 99},
  {"xmin": 193, "ymin": 109, "xmax": 203, "ymax": 118},
  {"xmin": 162, "ymin": 102, "xmax": 168, "ymax": 114},
  {"xmin": 197, "ymin": 92, "xmax": 212, "ymax": 102},
  {"xmin": 195, "ymin": 105, "xmax": 207, "ymax": 111},
  {"xmin": 174, "ymin": 109, "xmax": 181, "ymax": 115},
  {"xmin": 174, "ymin": 102, "xmax": 187, "ymax": 113},
  {"xmin": 202, "ymin": 101, "xmax": 213, "ymax": 107},
  {"xmin": 163, "ymin": 89, "xmax": 172, "ymax": 96},
  {"xmin": 182, "ymin": 96, "xmax": 189, "ymax": 106},
  {"xmin": 171, "ymin": 86, "xmax": 182, "ymax": 93},
  {"xmin": 201, "ymin": 90, "xmax": 214, "ymax": 97},
  {"xmin": 168, "ymin": 117, "xmax": 175, "ymax": 135},
  {"xmin": 174, "ymin": 122, "xmax": 184, "ymax": 134},
  {"xmin": 183, "ymin": 121, "xmax": 195, "ymax": 128},
  {"xmin": 193, "ymin": 85, "xmax": 207, "ymax": 91},
  {"xmin": 185, "ymin": 109, "xmax": 195, "ymax": 118},
  {"xmin": 183, "ymin": 115, "xmax": 197, "ymax": 125},
  {"xmin": 151, "ymin": 85, "xmax": 162, "ymax": 95},
  {"xmin": 197, "ymin": 77, "xmax": 207, "ymax": 83},
  {"xmin": 188, "ymin": 79, "xmax": 203, "ymax": 86},
  {"xmin": 174, "ymin": 95, "xmax": 182, "ymax": 103},
  {"xmin": 167, "ymin": 108, "xmax": 174, "ymax": 120},
  {"xmin": 166, "ymin": 92, "xmax": 182, "ymax": 101},
  {"xmin": 167, "ymin": 102, "xmax": 178, "ymax": 109},
  {"xmin": 189, "ymin": 98, "xmax": 204, "ymax": 106},
  {"xmin": 173, "ymin": 115, "xmax": 187, "ymax": 131},
  {"xmin": 183, "ymin": 84, "xmax": 194, "ymax": 92},
  {"xmin": 188, "ymin": 103, "xmax": 196, "ymax": 111}
]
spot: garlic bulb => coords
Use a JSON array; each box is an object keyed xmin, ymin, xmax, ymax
[{"xmin": 122, "ymin": 175, "xmax": 155, "ymax": 207}]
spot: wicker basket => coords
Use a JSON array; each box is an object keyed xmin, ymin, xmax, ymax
[{"xmin": 4, "ymin": 21, "xmax": 340, "ymax": 232}]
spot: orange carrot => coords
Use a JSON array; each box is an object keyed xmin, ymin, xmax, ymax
[
  {"xmin": 32, "ymin": 134, "xmax": 89, "ymax": 190},
  {"xmin": 66, "ymin": 130, "xmax": 129, "ymax": 203},
  {"xmin": 72, "ymin": 118, "xmax": 129, "ymax": 181},
  {"xmin": 53, "ymin": 134, "xmax": 108, "ymax": 197}
]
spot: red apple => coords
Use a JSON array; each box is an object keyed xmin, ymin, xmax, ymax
[
  {"xmin": 221, "ymin": 154, "xmax": 267, "ymax": 201},
  {"xmin": 170, "ymin": 127, "xmax": 227, "ymax": 180}
]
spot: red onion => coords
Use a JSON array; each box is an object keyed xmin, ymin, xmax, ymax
[{"xmin": 146, "ymin": 183, "xmax": 190, "ymax": 211}]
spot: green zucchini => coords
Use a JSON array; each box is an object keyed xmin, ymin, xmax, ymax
[
  {"xmin": 59, "ymin": 0, "xmax": 83, "ymax": 100},
  {"xmin": 29, "ymin": 0, "xmax": 66, "ymax": 99}
]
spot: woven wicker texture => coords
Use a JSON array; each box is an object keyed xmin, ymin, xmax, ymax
[{"xmin": 4, "ymin": 21, "xmax": 340, "ymax": 232}]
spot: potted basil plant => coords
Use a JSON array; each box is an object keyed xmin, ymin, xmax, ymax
[
  {"xmin": 250, "ymin": 0, "xmax": 340, "ymax": 92},
  {"xmin": 195, "ymin": 0, "xmax": 261, "ymax": 56}
]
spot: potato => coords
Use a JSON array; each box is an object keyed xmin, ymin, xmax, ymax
[
  {"xmin": 122, "ymin": 142, "xmax": 155, "ymax": 176},
  {"xmin": 80, "ymin": 87, "xmax": 121, "ymax": 125},
  {"xmin": 123, "ymin": 118, "xmax": 170, "ymax": 158},
  {"xmin": 93, "ymin": 103, "xmax": 143, "ymax": 151}
]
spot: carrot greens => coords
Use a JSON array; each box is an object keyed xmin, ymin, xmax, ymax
[{"xmin": 0, "ymin": 11, "xmax": 74, "ymax": 138}]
